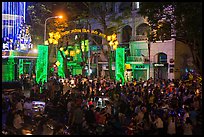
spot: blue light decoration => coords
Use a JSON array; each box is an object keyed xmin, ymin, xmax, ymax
[{"xmin": 2, "ymin": 2, "xmax": 28, "ymax": 50}]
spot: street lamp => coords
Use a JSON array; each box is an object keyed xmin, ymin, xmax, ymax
[{"xmin": 44, "ymin": 16, "xmax": 63, "ymax": 44}]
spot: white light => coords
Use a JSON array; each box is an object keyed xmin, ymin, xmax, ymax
[
  {"xmin": 58, "ymin": 16, "xmax": 63, "ymax": 19},
  {"xmin": 89, "ymin": 69, "xmax": 92, "ymax": 74},
  {"xmin": 33, "ymin": 49, "xmax": 38, "ymax": 53},
  {"xmin": 75, "ymin": 35, "xmax": 78, "ymax": 40}
]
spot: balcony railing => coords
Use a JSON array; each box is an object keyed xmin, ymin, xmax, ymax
[
  {"xmin": 135, "ymin": 35, "xmax": 148, "ymax": 41},
  {"xmin": 126, "ymin": 55, "xmax": 150, "ymax": 63},
  {"xmin": 126, "ymin": 56, "xmax": 144, "ymax": 62}
]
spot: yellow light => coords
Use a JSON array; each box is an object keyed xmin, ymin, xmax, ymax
[
  {"xmin": 49, "ymin": 32, "xmax": 54, "ymax": 38},
  {"xmin": 114, "ymin": 41, "xmax": 119, "ymax": 46},
  {"xmin": 58, "ymin": 16, "xmax": 63, "ymax": 19},
  {"xmin": 109, "ymin": 41, "xmax": 114, "ymax": 46},
  {"xmin": 107, "ymin": 35, "xmax": 112, "ymax": 41},
  {"xmin": 54, "ymin": 32, "xmax": 61, "ymax": 40},
  {"xmin": 113, "ymin": 45, "xmax": 117, "ymax": 50},
  {"xmin": 53, "ymin": 39, "xmax": 58, "ymax": 45},
  {"xmin": 125, "ymin": 64, "xmax": 131, "ymax": 69},
  {"xmin": 60, "ymin": 47, "xmax": 64, "ymax": 51},
  {"xmin": 112, "ymin": 33, "xmax": 117, "ymax": 40},
  {"xmin": 76, "ymin": 49, "xmax": 80, "ymax": 54},
  {"xmin": 64, "ymin": 50, "xmax": 69, "ymax": 55},
  {"xmin": 45, "ymin": 40, "xmax": 49, "ymax": 45},
  {"xmin": 70, "ymin": 50, "xmax": 75, "ymax": 56},
  {"xmin": 55, "ymin": 61, "xmax": 60, "ymax": 67},
  {"xmin": 48, "ymin": 38, "xmax": 53, "ymax": 44}
]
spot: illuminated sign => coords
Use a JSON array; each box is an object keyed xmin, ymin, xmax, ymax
[
  {"xmin": 61, "ymin": 29, "xmax": 107, "ymax": 39},
  {"xmin": 154, "ymin": 63, "xmax": 164, "ymax": 67}
]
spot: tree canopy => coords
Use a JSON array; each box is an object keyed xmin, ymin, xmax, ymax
[{"xmin": 139, "ymin": 2, "xmax": 202, "ymax": 75}]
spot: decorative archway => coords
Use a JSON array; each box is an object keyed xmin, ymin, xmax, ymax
[{"xmin": 92, "ymin": 29, "xmax": 103, "ymax": 45}]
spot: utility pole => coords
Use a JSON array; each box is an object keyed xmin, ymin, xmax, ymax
[{"xmin": 96, "ymin": 46, "xmax": 99, "ymax": 78}]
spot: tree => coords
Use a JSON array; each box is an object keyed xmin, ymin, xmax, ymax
[
  {"xmin": 27, "ymin": 2, "xmax": 74, "ymax": 77},
  {"xmin": 138, "ymin": 2, "xmax": 202, "ymax": 75},
  {"xmin": 79, "ymin": 2, "xmax": 132, "ymax": 79}
]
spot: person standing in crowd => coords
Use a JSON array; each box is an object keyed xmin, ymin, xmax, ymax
[
  {"xmin": 183, "ymin": 117, "xmax": 193, "ymax": 135},
  {"xmin": 154, "ymin": 114, "xmax": 164, "ymax": 135},
  {"xmin": 13, "ymin": 110, "xmax": 24, "ymax": 134},
  {"xmin": 15, "ymin": 99, "xmax": 23, "ymax": 112},
  {"xmin": 71, "ymin": 105, "xmax": 84, "ymax": 134},
  {"xmin": 84, "ymin": 105, "xmax": 96, "ymax": 127},
  {"xmin": 167, "ymin": 116, "xmax": 176, "ymax": 135}
]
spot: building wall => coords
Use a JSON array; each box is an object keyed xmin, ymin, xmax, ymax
[
  {"xmin": 88, "ymin": 2, "xmax": 190, "ymax": 81},
  {"xmin": 150, "ymin": 39, "xmax": 175, "ymax": 80},
  {"xmin": 174, "ymin": 40, "xmax": 194, "ymax": 79}
]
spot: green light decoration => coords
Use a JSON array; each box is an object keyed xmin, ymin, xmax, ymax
[
  {"xmin": 115, "ymin": 48, "xmax": 125, "ymax": 85},
  {"xmin": 19, "ymin": 59, "xmax": 24, "ymax": 77},
  {"xmin": 74, "ymin": 44, "xmax": 83, "ymax": 62},
  {"xmin": 3, "ymin": 51, "xmax": 15, "ymax": 81},
  {"xmin": 81, "ymin": 40, "xmax": 89, "ymax": 52},
  {"xmin": 36, "ymin": 45, "xmax": 48, "ymax": 87},
  {"xmin": 57, "ymin": 50, "xmax": 65, "ymax": 78}
]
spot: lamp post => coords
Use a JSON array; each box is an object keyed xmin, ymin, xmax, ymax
[{"xmin": 44, "ymin": 16, "xmax": 62, "ymax": 44}]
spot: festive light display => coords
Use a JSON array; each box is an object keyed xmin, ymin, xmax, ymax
[
  {"xmin": 57, "ymin": 51, "xmax": 65, "ymax": 78},
  {"xmin": 2, "ymin": 51, "xmax": 15, "ymax": 81},
  {"xmin": 115, "ymin": 48, "xmax": 125, "ymax": 84},
  {"xmin": 81, "ymin": 40, "xmax": 89, "ymax": 52},
  {"xmin": 36, "ymin": 45, "xmax": 48, "ymax": 85},
  {"xmin": 2, "ymin": 2, "xmax": 27, "ymax": 50},
  {"xmin": 19, "ymin": 59, "xmax": 24, "ymax": 76}
]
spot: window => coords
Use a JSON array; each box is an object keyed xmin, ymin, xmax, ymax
[
  {"xmin": 158, "ymin": 53, "xmax": 167, "ymax": 63},
  {"xmin": 119, "ymin": 2, "xmax": 132, "ymax": 13}
]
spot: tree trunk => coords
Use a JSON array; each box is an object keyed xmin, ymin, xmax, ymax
[
  {"xmin": 63, "ymin": 58, "xmax": 70, "ymax": 78},
  {"xmin": 108, "ymin": 46, "xmax": 114, "ymax": 79}
]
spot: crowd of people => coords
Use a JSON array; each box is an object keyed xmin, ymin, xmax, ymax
[{"xmin": 2, "ymin": 72, "xmax": 202, "ymax": 135}]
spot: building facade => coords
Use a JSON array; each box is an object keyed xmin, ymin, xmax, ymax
[
  {"xmin": 2, "ymin": 2, "xmax": 36, "ymax": 82},
  {"xmin": 88, "ymin": 2, "xmax": 193, "ymax": 81}
]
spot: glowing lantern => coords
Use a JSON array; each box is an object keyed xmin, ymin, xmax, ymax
[
  {"xmin": 48, "ymin": 38, "xmax": 53, "ymax": 44},
  {"xmin": 107, "ymin": 35, "xmax": 112, "ymax": 41},
  {"xmin": 55, "ymin": 61, "xmax": 60, "ymax": 67},
  {"xmin": 64, "ymin": 50, "xmax": 69, "ymax": 55},
  {"xmin": 70, "ymin": 50, "xmax": 75, "ymax": 56},
  {"xmin": 49, "ymin": 32, "xmax": 54, "ymax": 38},
  {"xmin": 60, "ymin": 47, "xmax": 64, "ymax": 51},
  {"xmin": 109, "ymin": 41, "xmax": 114, "ymax": 46},
  {"xmin": 112, "ymin": 33, "xmax": 117, "ymax": 40},
  {"xmin": 76, "ymin": 49, "xmax": 80, "ymax": 54},
  {"xmin": 114, "ymin": 41, "xmax": 119, "ymax": 46}
]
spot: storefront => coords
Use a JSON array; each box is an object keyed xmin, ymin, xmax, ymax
[
  {"xmin": 153, "ymin": 63, "xmax": 168, "ymax": 80},
  {"xmin": 2, "ymin": 50, "xmax": 37, "ymax": 82}
]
